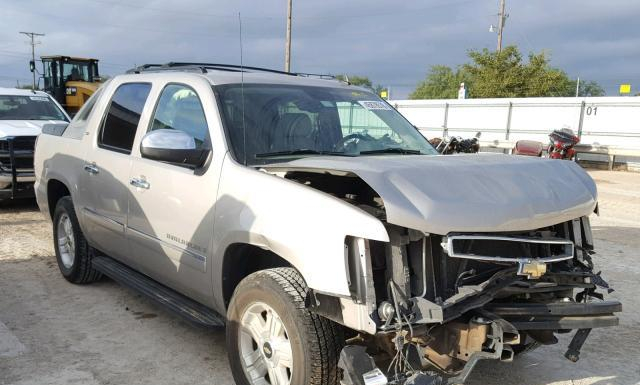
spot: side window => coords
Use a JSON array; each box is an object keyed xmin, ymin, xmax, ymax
[
  {"xmin": 99, "ymin": 83, "xmax": 151, "ymax": 153},
  {"xmin": 149, "ymin": 84, "xmax": 209, "ymax": 149}
]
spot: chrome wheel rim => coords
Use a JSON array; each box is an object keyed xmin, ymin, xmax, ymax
[
  {"xmin": 239, "ymin": 302, "xmax": 293, "ymax": 385},
  {"xmin": 57, "ymin": 213, "xmax": 75, "ymax": 269}
]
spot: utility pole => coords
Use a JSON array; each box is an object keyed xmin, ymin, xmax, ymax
[
  {"xmin": 496, "ymin": 0, "xmax": 507, "ymax": 52},
  {"xmin": 575, "ymin": 77, "xmax": 581, "ymax": 97},
  {"xmin": 284, "ymin": 0, "xmax": 292, "ymax": 72},
  {"xmin": 20, "ymin": 31, "xmax": 45, "ymax": 91}
]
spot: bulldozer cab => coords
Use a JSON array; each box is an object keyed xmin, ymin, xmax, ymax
[{"xmin": 41, "ymin": 56, "xmax": 101, "ymax": 115}]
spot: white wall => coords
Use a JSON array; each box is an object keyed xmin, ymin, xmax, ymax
[{"xmin": 391, "ymin": 97, "xmax": 640, "ymax": 150}]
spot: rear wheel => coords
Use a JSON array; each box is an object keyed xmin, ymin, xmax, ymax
[
  {"xmin": 52, "ymin": 196, "xmax": 101, "ymax": 284},
  {"xmin": 226, "ymin": 268, "xmax": 344, "ymax": 385}
]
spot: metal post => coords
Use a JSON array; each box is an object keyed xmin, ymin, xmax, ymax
[
  {"xmin": 30, "ymin": 42, "xmax": 36, "ymax": 90},
  {"xmin": 8, "ymin": 138, "xmax": 17, "ymax": 199},
  {"xmin": 576, "ymin": 77, "xmax": 580, "ymax": 97},
  {"xmin": 505, "ymin": 102, "xmax": 513, "ymax": 141},
  {"xmin": 443, "ymin": 103, "xmax": 449, "ymax": 137},
  {"xmin": 577, "ymin": 101, "xmax": 586, "ymax": 139},
  {"xmin": 497, "ymin": 0, "xmax": 506, "ymax": 52},
  {"xmin": 284, "ymin": 0, "xmax": 292, "ymax": 72},
  {"xmin": 20, "ymin": 32, "xmax": 45, "ymax": 91}
]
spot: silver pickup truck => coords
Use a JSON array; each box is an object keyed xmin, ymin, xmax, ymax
[{"xmin": 34, "ymin": 63, "xmax": 620, "ymax": 385}]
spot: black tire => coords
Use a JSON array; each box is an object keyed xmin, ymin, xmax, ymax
[
  {"xmin": 52, "ymin": 196, "xmax": 101, "ymax": 284},
  {"xmin": 226, "ymin": 267, "xmax": 344, "ymax": 385}
]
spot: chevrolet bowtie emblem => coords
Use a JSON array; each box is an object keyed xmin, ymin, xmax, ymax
[{"xmin": 518, "ymin": 261, "xmax": 547, "ymax": 279}]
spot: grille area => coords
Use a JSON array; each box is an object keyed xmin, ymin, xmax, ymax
[
  {"xmin": 369, "ymin": 220, "xmax": 588, "ymax": 305},
  {"xmin": 0, "ymin": 136, "xmax": 37, "ymax": 172},
  {"xmin": 445, "ymin": 234, "xmax": 574, "ymax": 263},
  {"xmin": 0, "ymin": 136, "xmax": 37, "ymax": 151},
  {"xmin": 0, "ymin": 156, "xmax": 33, "ymax": 170}
]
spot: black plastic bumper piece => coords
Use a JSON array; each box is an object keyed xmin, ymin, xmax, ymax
[
  {"xmin": 92, "ymin": 255, "xmax": 225, "ymax": 327},
  {"xmin": 564, "ymin": 328, "xmax": 592, "ymax": 362},
  {"xmin": 484, "ymin": 300, "xmax": 621, "ymax": 330}
]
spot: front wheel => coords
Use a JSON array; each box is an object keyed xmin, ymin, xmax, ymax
[
  {"xmin": 226, "ymin": 268, "xmax": 344, "ymax": 385},
  {"xmin": 52, "ymin": 196, "xmax": 101, "ymax": 284}
]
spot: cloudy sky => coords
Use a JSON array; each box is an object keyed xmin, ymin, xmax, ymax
[{"xmin": 1, "ymin": 0, "xmax": 639, "ymax": 98}]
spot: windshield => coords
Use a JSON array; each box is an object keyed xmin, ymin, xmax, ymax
[
  {"xmin": 0, "ymin": 95, "xmax": 68, "ymax": 121},
  {"xmin": 216, "ymin": 84, "xmax": 437, "ymax": 165}
]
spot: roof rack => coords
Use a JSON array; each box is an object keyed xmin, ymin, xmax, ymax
[
  {"xmin": 126, "ymin": 62, "xmax": 296, "ymax": 76},
  {"xmin": 296, "ymin": 72, "xmax": 337, "ymax": 80},
  {"xmin": 126, "ymin": 62, "xmax": 338, "ymax": 81}
]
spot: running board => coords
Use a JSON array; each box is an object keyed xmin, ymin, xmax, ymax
[{"xmin": 91, "ymin": 255, "xmax": 225, "ymax": 327}]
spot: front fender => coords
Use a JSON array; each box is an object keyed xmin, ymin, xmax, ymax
[{"xmin": 212, "ymin": 155, "xmax": 389, "ymax": 309}]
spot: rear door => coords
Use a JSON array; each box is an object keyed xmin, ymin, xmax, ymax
[
  {"xmin": 80, "ymin": 82, "xmax": 152, "ymax": 266},
  {"xmin": 126, "ymin": 81, "xmax": 221, "ymax": 306}
]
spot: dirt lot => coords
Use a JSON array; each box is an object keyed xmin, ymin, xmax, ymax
[{"xmin": 1, "ymin": 170, "xmax": 638, "ymax": 385}]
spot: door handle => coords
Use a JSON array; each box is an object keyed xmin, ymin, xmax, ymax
[
  {"xmin": 83, "ymin": 163, "xmax": 99, "ymax": 175},
  {"xmin": 130, "ymin": 177, "xmax": 150, "ymax": 190}
]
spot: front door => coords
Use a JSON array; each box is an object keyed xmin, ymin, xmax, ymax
[
  {"xmin": 126, "ymin": 83, "xmax": 218, "ymax": 305},
  {"xmin": 81, "ymin": 82, "xmax": 152, "ymax": 266}
]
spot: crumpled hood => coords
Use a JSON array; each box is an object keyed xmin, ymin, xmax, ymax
[
  {"xmin": 265, "ymin": 153, "xmax": 598, "ymax": 234},
  {"xmin": 0, "ymin": 120, "xmax": 65, "ymax": 138}
]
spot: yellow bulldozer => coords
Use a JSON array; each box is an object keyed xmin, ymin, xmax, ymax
[{"xmin": 31, "ymin": 55, "xmax": 102, "ymax": 115}]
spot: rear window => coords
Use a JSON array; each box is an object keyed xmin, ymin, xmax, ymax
[
  {"xmin": 74, "ymin": 86, "xmax": 104, "ymax": 123},
  {"xmin": 99, "ymin": 83, "xmax": 151, "ymax": 153},
  {"xmin": 0, "ymin": 95, "xmax": 68, "ymax": 121}
]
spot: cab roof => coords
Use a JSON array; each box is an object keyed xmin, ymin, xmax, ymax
[{"xmin": 41, "ymin": 55, "xmax": 99, "ymax": 62}]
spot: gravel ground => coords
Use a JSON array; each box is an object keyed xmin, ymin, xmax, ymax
[{"xmin": 0, "ymin": 170, "xmax": 638, "ymax": 385}]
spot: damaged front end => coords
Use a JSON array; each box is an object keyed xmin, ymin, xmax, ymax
[
  {"xmin": 264, "ymin": 159, "xmax": 619, "ymax": 384},
  {"xmin": 309, "ymin": 216, "xmax": 621, "ymax": 385}
]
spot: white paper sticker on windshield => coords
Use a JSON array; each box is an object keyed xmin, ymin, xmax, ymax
[
  {"xmin": 358, "ymin": 100, "xmax": 391, "ymax": 110},
  {"xmin": 29, "ymin": 96, "xmax": 49, "ymax": 102}
]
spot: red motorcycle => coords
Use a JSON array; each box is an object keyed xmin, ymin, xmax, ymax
[
  {"xmin": 513, "ymin": 128, "xmax": 580, "ymax": 160},
  {"xmin": 547, "ymin": 128, "xmax": 580, "ymax": 160}
]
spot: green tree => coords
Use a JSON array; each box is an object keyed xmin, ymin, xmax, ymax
[
  {"xmin": 410, "ymin": 46, "xmax": 604, "ymax": 99},
  {"xmin": 409, "ymin": 65, "xmax": 470, "ymax": 99},
  {"xmin": 462, "ymin": 46, "xmax": 572, "ymax": 98}
]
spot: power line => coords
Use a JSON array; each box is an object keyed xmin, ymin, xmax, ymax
[
  {"xmin": 0, "ymin": 50, "xmax": 130, "ymax": 70},
  {"xmin": 19, "ymin": 31, "xmax": 44, "ymax": 90}
]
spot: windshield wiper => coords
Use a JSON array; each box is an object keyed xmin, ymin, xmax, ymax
[
  {"xmin": 359, "ymin": 148, "xmax": 423, "ymax": 155},
  {"xmin": 255, "ymin": 149, "xmax": 355, "ymax": 158}
]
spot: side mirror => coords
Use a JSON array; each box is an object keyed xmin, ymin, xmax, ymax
[
  {"xmin": 42, "ymin": 122, "xmax": 69, "ymax": 136},
  {"xmin": 140, "ymin": 129, "xmax": 209, "ymax": 168},
  {"xmin": 29, "ymin": 60, "xmax": 35, "ymax": 73}
]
